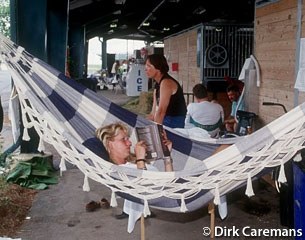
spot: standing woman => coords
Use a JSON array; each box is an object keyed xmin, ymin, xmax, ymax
[
  {"xmin": 145, "ymin": 54, "xmax": 187, "ymax": 128},
  {"xmin": 111, "ymin": 60, "xmax": 120, "ymax": 78}
]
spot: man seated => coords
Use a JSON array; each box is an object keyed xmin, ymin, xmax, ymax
[
  {"xmin": 185, "ymin": 84, "xmax": 224, "ymax": 138},
  {"xmin": 224, "ymin": 84, "xmax": 245, "ymax": 132}
]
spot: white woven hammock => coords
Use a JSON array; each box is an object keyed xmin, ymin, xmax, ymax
[{"xmin": 1, "ymin": 34, "xmax": 305, "ymax": 215}]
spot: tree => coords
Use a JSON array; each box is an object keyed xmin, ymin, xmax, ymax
[{"xmin": 0, "ymin": 0, "xmax": 10, "ymax": 37}]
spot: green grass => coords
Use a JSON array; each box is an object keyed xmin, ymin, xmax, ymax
[{"xmin": 122, "ymin": 91, "xmax": 153, "ymax": 117}]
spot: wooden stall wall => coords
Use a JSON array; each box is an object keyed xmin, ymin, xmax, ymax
[
  {"xmin": 254, "ymin": 0, "xmax": 299, "ymax": 125},
  {"xmin": 163, "ymin": 28, "xmax": 200, "ymax": 95},
  {"xmin": 163, "ymin": 27, "xmax": 237, "ymax": 117}
]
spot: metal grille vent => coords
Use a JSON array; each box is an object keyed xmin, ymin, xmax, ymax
[{"xmin": 203, "ymin": 23, "xmax": 254, "ymax": 82}]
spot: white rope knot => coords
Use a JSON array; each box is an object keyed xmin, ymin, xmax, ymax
[
  {"xmin": 213, "ymin": 184, "xmax": 220, "ymax": 205},
  {"xmin": 22, "ymin": 127, "xmax": 30, "ymax": 141},
  {"xmin": 278, "ymin": 162, "xmax": 287, "ymax": 183},
  {"xmin": 17, "ymin": 46, "xmax": 25, "ymax": 54},
  {"xmin": 143, "ymin": 198, "xmax": 151, "ymax": 217},
  {"xmin": 245, "ymin": 173, "xmax": 254, "ymax": 197},
  {"xmin": 38, "ymin": 137, "xmax": 45, "ymax": 152},
  {"xmin": 293, "ymin": 153, "xmax": 302, "ymax": 162},
  {"xmin": 180, "ymin": 195, "xmax": 188, "ymax": 212},
  {"xmin": 82, "ymin": 174, "xmax": 90, "ymax": 192},
  {"xmin": 110, "ymin": 191, "xmax": 118, "ymax": 207},
  {"xmin": 59, "ymin": 157, "xmax": 67, "ymax": 174}
]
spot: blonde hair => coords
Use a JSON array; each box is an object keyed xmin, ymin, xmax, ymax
[{"xmin": 95, "ymin": 122, "xmax": 129, "ymax": 151}]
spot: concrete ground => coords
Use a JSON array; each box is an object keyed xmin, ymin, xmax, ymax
[{"xmin": 0, "ymin": 70, "xmax": 294, "ymax": 240}]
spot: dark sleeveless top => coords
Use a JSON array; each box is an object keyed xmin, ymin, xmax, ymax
[{"xmin": 155, "ymin": 74, "xmax": 187, "ymax": 117}]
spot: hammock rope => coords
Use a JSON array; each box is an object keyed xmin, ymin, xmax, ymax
[{"xmin": 1, "ymin": 34, "xmax": 305, "ymax": 213}]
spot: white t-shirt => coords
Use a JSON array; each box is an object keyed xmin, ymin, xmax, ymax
[
  {"xmin": 111, "ymin": 62, "xmax": 118, "ymax": 74},
  {"xmin": 185, "ymin": 101, "xmax": 224, "ymax": 137}
]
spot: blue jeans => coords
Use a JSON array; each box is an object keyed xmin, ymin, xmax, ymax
[{"xmin": 163, "ymin": 115, "xmax": 185, "ymax": 128}]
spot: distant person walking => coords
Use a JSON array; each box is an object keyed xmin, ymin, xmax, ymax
[
  {"xmin": 111, "ymin": 60, "xmax": 120, "ymax": 78},
  {"xmin": 145, "ymin": 54, "xmax": 187, "ymax": 128},
  {"xmin": 110, "ymin": 60, "xmax": 120, "ymax": 90}
]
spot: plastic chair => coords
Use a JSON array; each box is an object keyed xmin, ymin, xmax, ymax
[
  {"xmin": 235, "ymin": 110, "xmax": 257, "ymax": 136},
  {"xmin": 220, "ymin": 110, "xmax": 257, "ymax": 138}
]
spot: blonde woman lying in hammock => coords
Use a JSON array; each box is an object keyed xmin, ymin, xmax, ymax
[
  {"xmin": 95, "ymin": 122, "xmax": 229, "ymax": 233},
  {"xmin": 95, "ymin": 122, "xmax": 173, "ymax": 170},
  {"xmin": 95, "ymin": 122, "xmax": 171, "ymax": 232}
]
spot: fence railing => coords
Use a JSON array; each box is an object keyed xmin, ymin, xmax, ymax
[{"xmin": 184, "ymin": 93, "xmax": 194, "ymax": 105}]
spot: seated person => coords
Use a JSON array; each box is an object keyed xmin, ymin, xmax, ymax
[
  {"xmin": 185, "ymin": 84, "xmax": 224, "ymax": 138},
  {"xmin": 224, "ymin": 84, "xmax": 245, "ymax": 132},
  {"xmin": 95, "ymin": 122, "xmax": 173, "ymax": 168},
  {"xmin": 95, "ymin": 122, "xmax": 172, "ymax": 233}
]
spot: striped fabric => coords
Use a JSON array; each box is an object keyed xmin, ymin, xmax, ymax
[
  {"xmin": 1, "ymin": 34, "xmax": 305, "ymax": 214},
  {"xmin": 190, "ymin": 116, "xmax": 223, "ymax": 132}
]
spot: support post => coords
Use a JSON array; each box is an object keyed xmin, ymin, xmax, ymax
[
  {"xmin": 140, "ymin": 214, "xmax": 145, "ymax": 240},
  {"xmin": 68, "ymin": 25, "xmax": 86, "ymax": 79},
  {"xmin": 47, "ymin": 0, "xmax": 69, "ymax": 73},
  {"xmin": 208, "ymin": 202, "xmax": 215, "ymax": 239}
]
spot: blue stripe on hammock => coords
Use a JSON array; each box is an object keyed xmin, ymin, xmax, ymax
[
  {"xmin": 57, "ymin": 71, "xmax": 114, "ymax": 114},
  {"xmin": 109, "ymin": 102, "xmax": 138, "ymax": 127},
  {"xmin": 48, "ymin": 90, "xmax": 97, "ymax": 140},
  {"xmin": 83, "ymin": 137, "xmax": 110, "ymax": 161},
  {"xmin": 25, "ymin": 70, "xmax": 100, "ymax": 144},
  {"xmin": 191, "ymin": 140, "xmax": 220, "ymax": 160},
  {"xmin": 17, "ymin": 60, "xmax": 31, "ymax": 73},
  {"xmin": 117, "ymin": 188, "xmax": 211, "ymax": 212},
  {"xmin": 58, "ymin": 72, "xmax": 88, "ymax": 94},
  {"xmin": 49, "ymin": 90, "xmax": 77, "ymax": 121},
  {"xmin": 167, "ymin": 130, "xmax": 193, "ymax": 156}
]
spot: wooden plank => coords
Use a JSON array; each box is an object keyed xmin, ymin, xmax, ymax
[
  {"xmin": 256, "ymin": 62, "xmax": 294, "ymax": 74},
  {"xmin": 256, "ymin": 0, "xmax": 297, "ymax": 18},
  {"xmin": 255, "ymin": 40, "xmax": 296, "ymax": 52},
  {"xmin": 256, "ymin": 8, "xmax": 297, "ymax": 26},
  {"xmin": 261, "ymin": 71, "xmax": 294, "ymax": 82},
  {"xmin": 255, "ymin": 25, "xmax": 297, "ymax": 43},
  {"xmin": 255, "ymin": 50, "xmax": 296, "ymax": 61}
]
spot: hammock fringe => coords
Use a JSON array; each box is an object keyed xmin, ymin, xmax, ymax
[
  {"xmin": 59, "ymin": 157, "xmax": 67, "ymax": 173},
  {"xmin": 213, "ymin": 184, "xmax": 220, "ymax": 205},
  {"xmin": 278, "ymin": 162, "xmax": 287, "ymax": 183},
  {"xmin": 294, "ymin": 153, "xmax": 302, "ymax": 162},
  {"xmin": 110, "ymin": 191, "xmax": 118, "ymax": 207},
  {"xmin": 143, "ymin": 199, "xmax": 151, "ymax": 217},
  {"xmin": 83, "ymin": 175, "xmax": 90, "ymax": 192},
  {"xmin": 245, "ymin": 173, "xmax": 254, "ymax": 197},
  {"xmin": 38, "ymin": 138, "xmax": 45, "ymax": 152},
  {"xmin": 180, "ymin": 195, "xmax": 188, "ymax": 212},
  {"xmin": 22, "ymin": 127, "xmax": 30, "ymax": 141}
]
